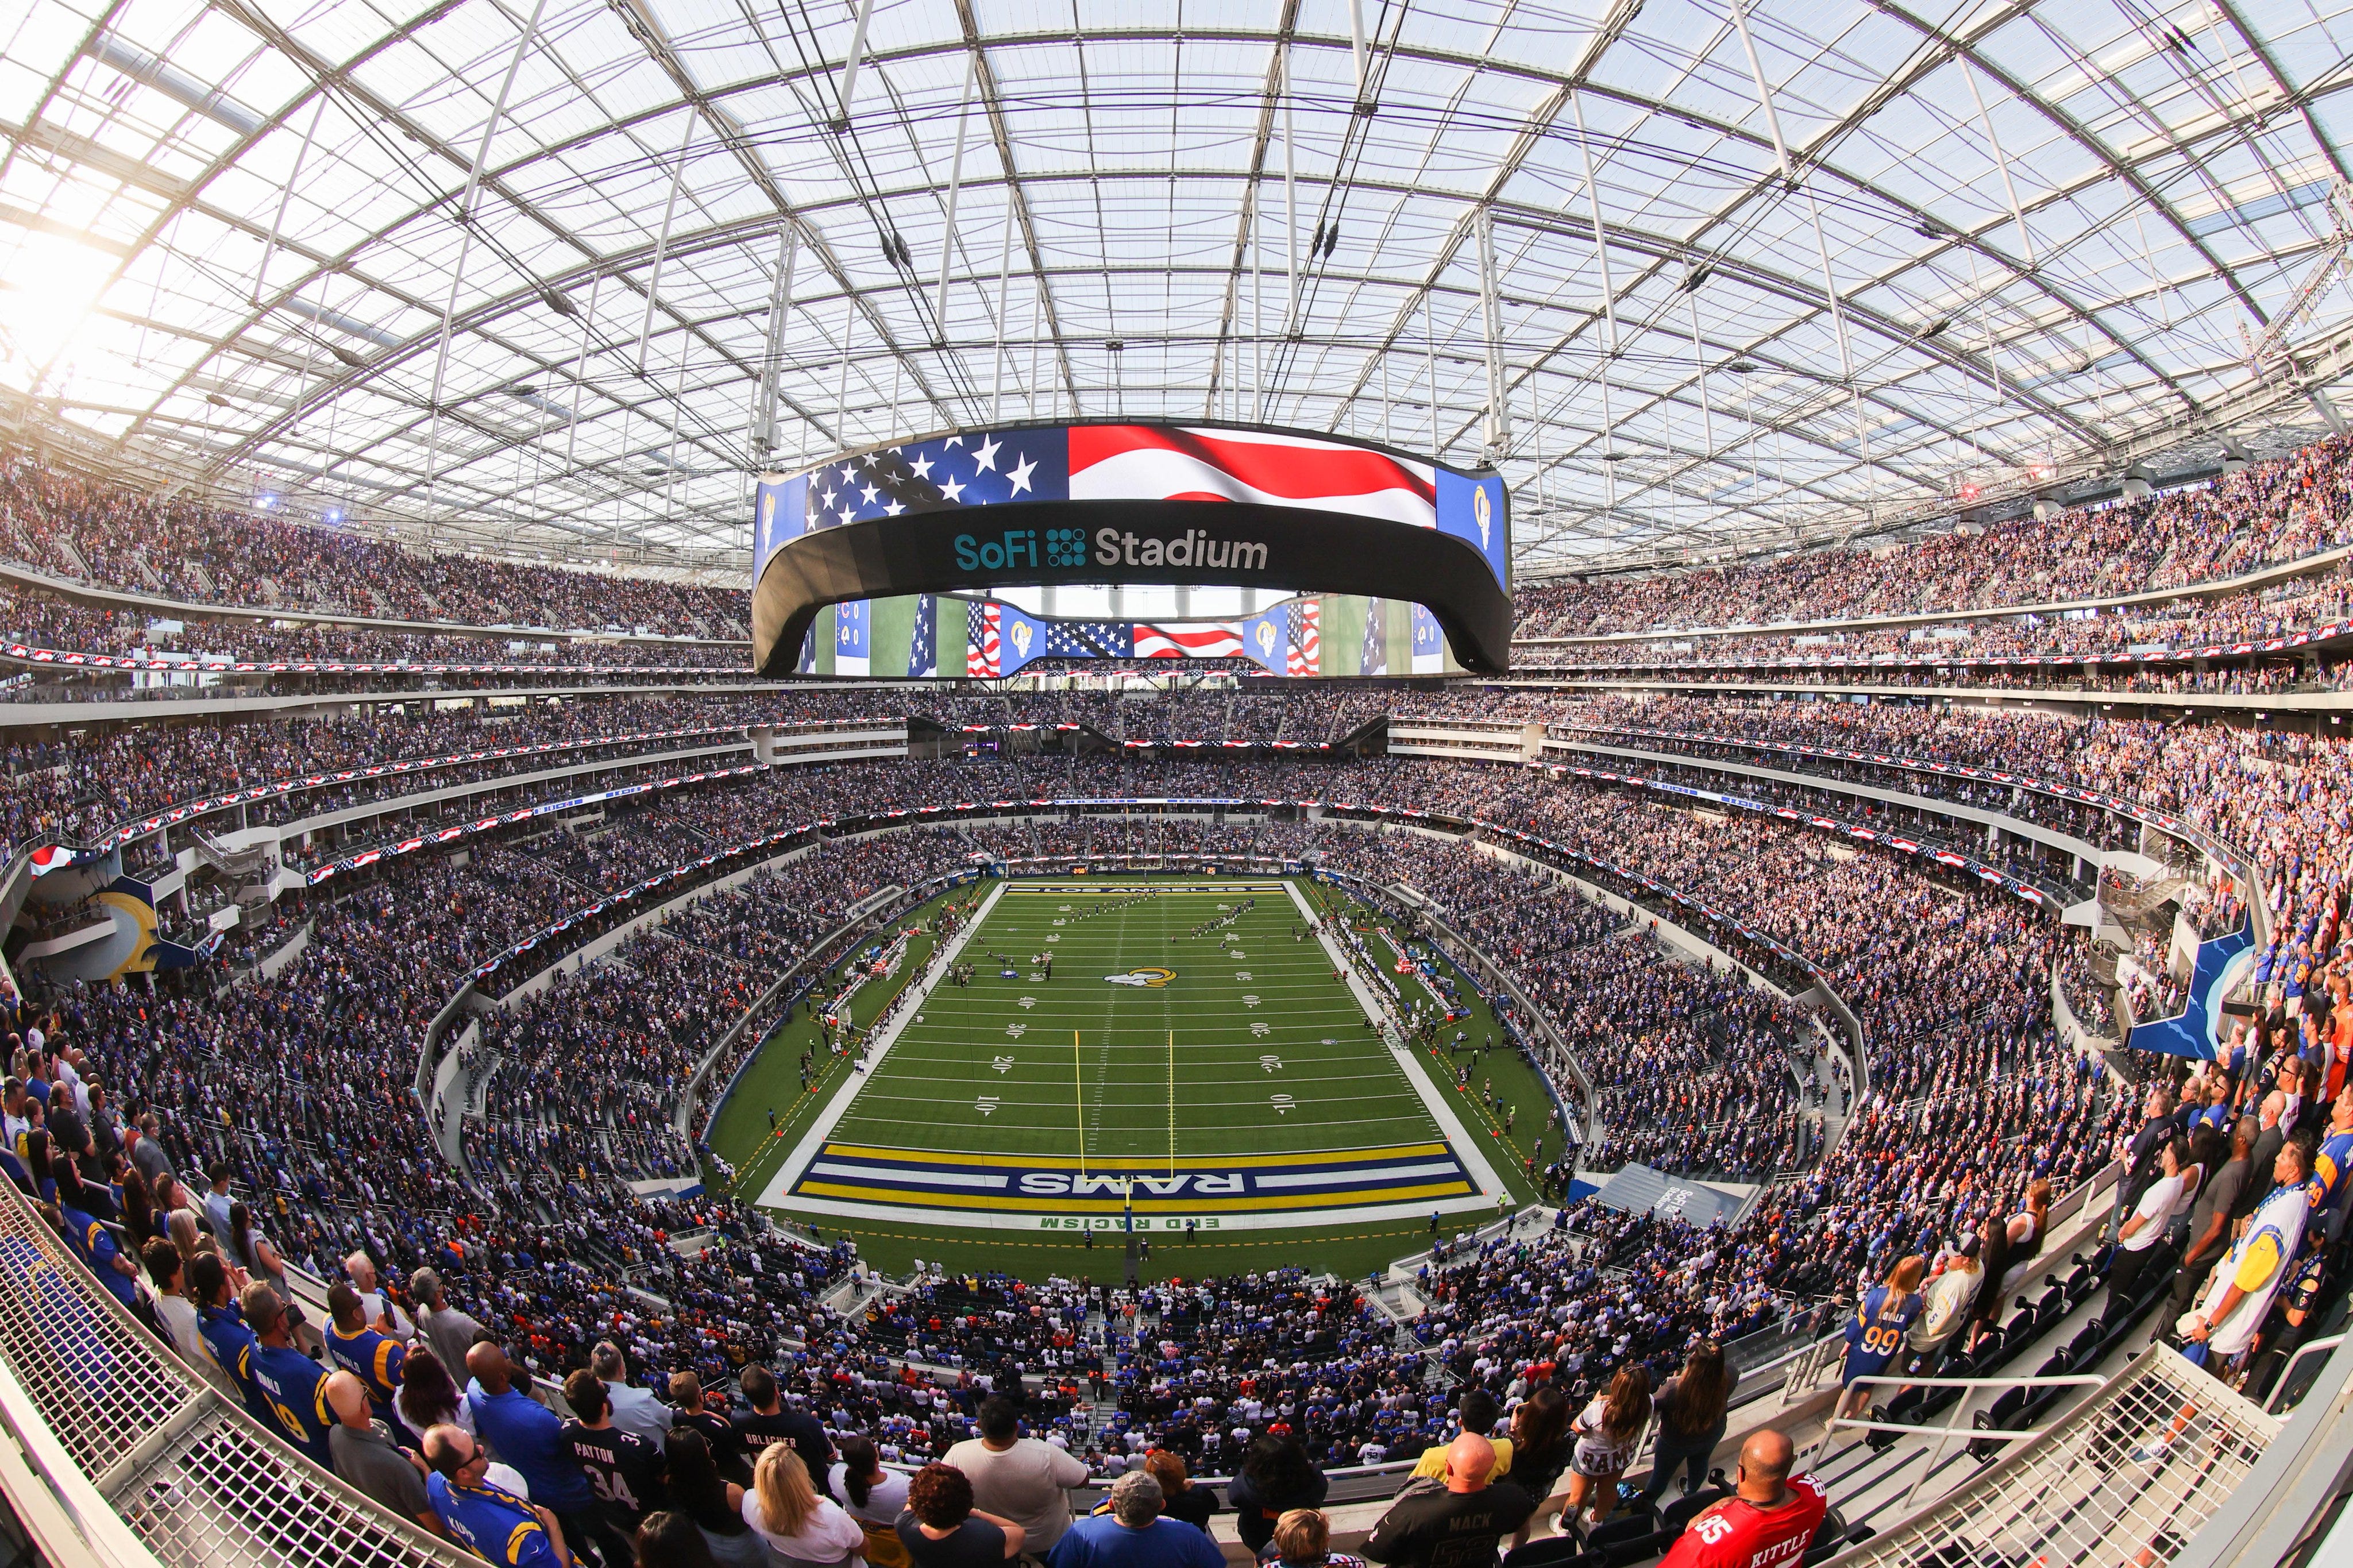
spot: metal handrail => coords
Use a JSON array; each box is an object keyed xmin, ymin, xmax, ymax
[
  {"xmin": 2264, "ymin": 1331, "xmax": 2347, "ymax": 1413},
  {"xmin": 1823, "ymin": 1370, "xmax": 2112, "ymax": 1514}
]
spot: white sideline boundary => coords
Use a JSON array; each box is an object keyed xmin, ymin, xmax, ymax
[
  {"xmin": 754, "ymin": 880, "xmax": 1007, "ymax": 1210},
  {"xmin": 750, "ymin": 878, "xmax": 1506, "ymax": 1233},
  {"xmin": 1287, "ymin": 879, "xmax": 1511, "ymax": 1209}
]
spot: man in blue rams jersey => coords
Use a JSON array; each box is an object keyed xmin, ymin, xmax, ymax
[
  {"xmin": 244, "ymin": 1284, "xmax": 333, "ymax": 1466},
  {"xmin": 44, "ymin": 1200, "xmax": 139, "ymax": 1308},
  {"xmin": 423, "ymin": 1424, "xmax": 573, "ymax": 1567},
  {"xmin": 325, "ymin": 1281, "xmax": 409, "ymax": 1436},
  {"xmin": 190, "ymin": 1253, "xmax": 272, "ymax": 1427}
]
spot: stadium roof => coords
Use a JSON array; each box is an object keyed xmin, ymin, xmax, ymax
[{"xmin": 3, "ymin": 0, "xmax": 2351, "ymax": 578}]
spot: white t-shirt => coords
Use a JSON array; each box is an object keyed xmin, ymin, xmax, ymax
[
  {"xmin": 2123, "ymin": 1173, "xmax": 2188, "ymax": 1252},
  {"xmin": 827, "ymin": 1463, "xmax": 911, "ymax": 1528},
  {"xmin": 743, "ymin": 1490, "xmax": 866, "ymax": 1566}
]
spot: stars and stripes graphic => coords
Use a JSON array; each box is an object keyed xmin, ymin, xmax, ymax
[
  {"xmin": 967, "ymin": 601, "xmax": 1001, "ymax": 678},
  {"xmin": 909, "ymin": 594, "xmax": 938, "ymax": 678},
  {"xmin": 1044, "ymin": 621, "xmax": 1135, "ymax": 659},
  {"xmin": 1134, "ymin": 623, "xmax": 1247, "ymax": 659},
  {"xmin": 1068, "ymin": 426, "xmax": 1437, "ymax": 528},
  {"xmin": 1289, "ymin": 599, "xmax": 1320, "ymax": 677},
  {"xmin": 804, "ymin": 431, "xmax": 1067, "ymax": 528},
  {"xmin": 1360, "ymin": 598, "xmax": 1387, "ymax": 676}
]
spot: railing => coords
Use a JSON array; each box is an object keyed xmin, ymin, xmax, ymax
[
  {"xmin": 0, "ymin": 1174, "xmax": 470, "ymax": 1567},
  {"xmin": 1823, "ymin": 1346, "xmax": 2277, "ymax": 1568}
]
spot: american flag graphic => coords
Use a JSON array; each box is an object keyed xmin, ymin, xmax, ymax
[
  {"xmin": 967, "ymin": 601, "xmax": 1000, "ymax": 677},
  {"xmin": 803, "ymin": 430, "xmax": 1068, "ymax": 527},
  {"xmin": 1044, "ymin": 621, "xmax": 1135, "ymax": 658},
  {"xmin": 909, "ymin": 594, "xmax": 938, "ymax": 677},
  {"xmin": 1289, "ymin": 598, "xmax": 1320, "ymax": 676},
  {"xmin": 1360, "ymin": 598, "xmax": 1387, "ymax": 676},
  {"xmin": 1069, "ymin": 426, "xmax": 1436, "ymax": 527},
  {"xmin": 1134, "ymin": 623, "xmax": 1247, "ymax": 659}
]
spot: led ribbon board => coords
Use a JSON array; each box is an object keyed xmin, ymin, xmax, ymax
[{"xmin": 751, "ymin": 422, "xmax": 1512, "ymax": 676}]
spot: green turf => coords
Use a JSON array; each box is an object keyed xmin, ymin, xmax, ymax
[
  {"xmin": 832, "ymin": 883, "xmax": 1426, "ymax": 1164},
  {"xmin": 706, "ymin": 875, "xmax": 1565, "ymax": 1282}
]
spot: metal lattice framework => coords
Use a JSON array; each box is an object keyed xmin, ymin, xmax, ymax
[{"xmin": 2, "ymin": 0, "xmax": 2351, "ymax": 578}]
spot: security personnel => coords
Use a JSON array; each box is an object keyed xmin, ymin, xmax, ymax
[{"xmin": 245, "ymin": 1284, "xmax": 334, "ymax": 1465}]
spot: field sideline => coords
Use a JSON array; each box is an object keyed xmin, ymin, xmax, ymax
[
  {"xmin": 750, "ymin": 878, "xmax": 1507, "ymax": 1235},
  {"xmin": 708, "ymin": 874, "xmax": 1562, "ymax": 1279}
]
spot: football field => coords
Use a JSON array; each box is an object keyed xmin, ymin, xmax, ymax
[{"xmin": 751, "ymin": 879, "xmax": 1506, "ymax": 1237}]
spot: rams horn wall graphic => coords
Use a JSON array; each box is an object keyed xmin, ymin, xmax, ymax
[{"xmin": 750, "ymin": 420, "xmax": 1511, "ymax": 677}]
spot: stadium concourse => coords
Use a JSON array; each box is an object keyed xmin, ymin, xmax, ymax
[{"xmin": 2, "ymin": 431, "xmax": 2353, "ymax": 1564}]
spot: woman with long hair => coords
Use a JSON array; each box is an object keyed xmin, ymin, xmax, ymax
[
  {"xmin": 1230, "ymin": 1433, "xmax": 1327, "ymax": 1556},
  {"xmin": 227, "ymin": 1201, "xmax": 287, "ymax": 1296},
  {"xmin": 632, "ymin": 1512, "xmax": 720, "ymax": 1568},
  {"xmin": 118, "ymin": 1164, "xmax": 157, "ymax": 1249},
  {"xmin": 1559, "ymin": 1365, "xmax": 1651, "ymax": 1529},
  {"xmin": 829, "ymin": 1432, "xmax": 911, "ymax": 1568},
  {"xmin": 667, "ymin": 1429, "xmax": 769, "ymax": 1568},
  {"xmin": 1507, "ymin": 1387, "xmax": 1573, "ymax": 1511},
  {"xmin": 1641, "ymin": 1342, "xmax": 1735, "ymax": 1505},
  {"xmin": 829, "ymin": 1434, "xmax": 909, "ymax": 1527},
  {"xmin": 743, "ymin": 1445, "xmax": 865, "ymax": 1568},
  {"xmin": 1838, "ymin": 1255, "xmax": 1928, "ymax": 1422},
  {"xmin": 396, "ymin": 1346, "xmax": 470, "ymax": 1439}
]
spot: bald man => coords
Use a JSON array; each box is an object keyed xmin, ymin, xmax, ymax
[
  {"xmin": 1658, "ymin": 1430, "xmax": 1829, "ymax": 1568},
  {"xmin": 324, "ymin": 1370, "xmax": 439, "ymax": 1536},
  {"xmin": 1364, "ymin": 1433, "xmax": 1536, "ymax": 1568}
]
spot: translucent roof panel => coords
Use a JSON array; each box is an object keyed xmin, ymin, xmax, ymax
[{"xmin": 2, "ymin": 0, "xmax": 2349, "ymax": 577}]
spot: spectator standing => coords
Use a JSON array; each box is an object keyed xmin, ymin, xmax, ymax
[
  {"xmin": 742, "ymin": 1446, "xmax": 867, "ymax": 1567},
  {"xmin": 1407, "ymin": 1392, "xmax": 1511, "ymax": 1482},
  {"xmin": 410, "ymin": 1267, "xmax": 485, "ymax": 1380},
  {"xmin": 1643, "ymin": 1344, "xmax": 1734, "ymax": 1505},
  {"xmin": 244, "ymin": 1284, "xmax": 333, "ymax": 1466},
  {"xmin": 561, "ymin": 1370, "xmax": 668, "ymax": 1565},
  {"xmin": 1905, "ymin": 1241, "xmax": 1982, "ymax": 1377},
  {"xmin": 423, "ymin": 1424, "xmax": 573, "ymax": 1568},
  {"xmin": 1837, "ymin": 1257, "xmax": 1926, "ymax": 1422},
  {"xmin": 1503, "ymin": 1388, "xmax": 1572, "ymax": 1512},
  {"xmin": 633, "ymin": 1512, "xmax": 720, "ymax": 1568},
  {"xmin": 1656, "ymin": 1431, "xmax": 1828, "ymax": 1568},
  {"xmin": 666, "ymin": 1430, "xmax": 769, "ymax": 1568},
  {"xmin": 326, "ymin": 1371, "xmax": 441, "ymax": 1537},
  {"xmin": 1361, "ymin": 1434, "xmax": 1534, "ymax": 1568},
  {"xmin": 943, "ymin": 1397, "xmax": 1091, "ymax": 1554},
  {"xmin": 2109, "ymin": 1086, "xmax": 2176, "ymax": 1243},
  {"xmin": 142, "ymin": 1238, "xmax": 229, "ymax": 1395},
  {"xmin": 1230, "ymin": 1433, "xmax": 1329, "ymax": 1557},
  {"xmin": 593, "ymin": 1342, "xmax": 673, "ymax": 1446},
  {"xmin": 465, "ymin": 1342, "xmax": 600, "ymax": 1564},
  {"xmin": 894, "ymin": 1462, "xmax": 1027, "ymax": 1568},
  {"xmin": 1048, "ymin": 1472, "xmax": 1223, "ymax": 1568},
  {"xmin": 2105, "ymin": 1137, "xmax": 2190, "ymax": 1318},
  {"xmin": 2171, "ymin": 1119, "xmax": 2255, "ymax": 1316},
  {"xmin": 2184, "ymin": 1141, "xmax": 2315, "ymax": 1375},
  {"xmin": 325, "ymin": 1282, "xmax": 408, "ymax": 1433},
  {"xmin": 398, "ymin": 1347, "xmax": 472, "ymax": 1442},
  {"xmin": 1141, "ymin": 1450, "xmax": 1214, "ymax": 1535},
  {"xmin": 1560, "ymin": 1366, "xmax": 1651, "ymax": 1529},
  {"xmin": 735, "ymin": 1364, "xmax": 834, "ymax": 1497}
]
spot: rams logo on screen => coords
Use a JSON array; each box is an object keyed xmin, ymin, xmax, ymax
[{"xmin": 1105, "ymin": 967, "xmax": 1176, "ymax": 987}]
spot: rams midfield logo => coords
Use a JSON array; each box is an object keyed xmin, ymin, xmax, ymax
[{"xmin": 1105, "ymin": 967, "xmax": 1176, "ymax": 987}]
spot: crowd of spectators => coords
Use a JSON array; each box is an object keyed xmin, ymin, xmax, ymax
[
  {"xmin": 1, "ymin": 451, "xmax": 747, "ymax": 636},
  {"xmin": 1511, "ymin": 431, "xmax": 2353, "ymax": 636}
]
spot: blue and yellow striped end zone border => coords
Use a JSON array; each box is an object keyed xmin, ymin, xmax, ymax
[{"xmin": 791, "ymin": 1140, "xmax": 1475, "ymax": 1214}]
